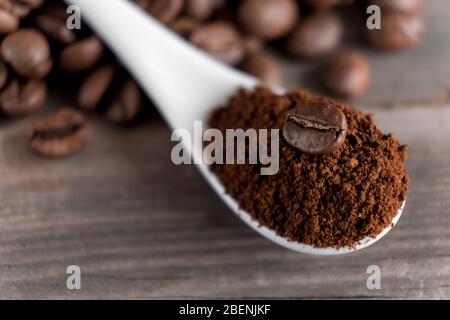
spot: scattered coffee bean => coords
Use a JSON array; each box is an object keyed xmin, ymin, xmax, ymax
[
  {"xmin": 136, "ymin": 0, "xmax": 184, "ymax": 24},
  {"xmin": 184, "ymin": 0, "xmax": 215, "ymax": 21},
  {"xmin": 368, "ymin": 11, "xmax": 424, "ymax": 51},
  {"xmin": 324, "ymin": 52, "xmax": 371, "ymax": 98},
  {"xmin": 240, "ymin": 52, "xmax": 282, "ymax": 85},
  {"xmin": 0, "ymin": 9, "xmax": 19, "ymax": 34},
  {"xmin": 34, "ymin": 12, "xmax": 76, "ymax": 44},
  {"xmin": 105, "ymin": 79, "xmax": 143, "ymax": 125},
  {"xmin": 1, "ymin": 28, "xmax": 52, "ymax": 78},
  {"xmin": 241, "ymin": 36, "xmax": 263, "ymax": 54},
  {"xmin": 59, "ymin": 36, "xmax": 104, "ymax": 72},
  {"xmin": 371, "ymin": 0, "xmax": 422, "ymax": 15},
  {"xmin": 169, "ymin": 16, "xmax": 200, "ymax": 37},
  {"xmin": 238, "ymin": 0, "xmax": 298, "ymax": 40},
  {"xmin": 79, "ymin": 64, "xmax": 116, "ymax": 111},
  {"xmin": 287, "ymin": 13, "xmax": 343, "ymax": 58},
  {"xmin": 0, "ymin": 0, "xmax": 30, "ymax": 18},
  {"xmin": 0, "ymin": 79, "xmax": 47, "ymax": 116},
  {"xmin": 282, "ymin": 102, "xmax": 348, "ymax": 155},
  {"xmin": 190, "ymin": 22, "xmax": 244, "ymax": 65},
  {"xmin": 30, "ymin": 108, "xmax": 91, "ymax": 157},
  {"xmin": 78, "ymin": 65, "xmax": 144, "ymax": 124}
]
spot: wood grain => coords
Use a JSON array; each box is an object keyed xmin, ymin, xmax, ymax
[
  {"xmin": 0, "ymin": 104, "xmax": 449, "ymax": 299},
  {"xmin": 0, "ymin": 1, "xmax": 449, "ymax": 299}
]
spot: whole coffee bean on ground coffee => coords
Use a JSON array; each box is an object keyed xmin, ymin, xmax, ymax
[
  {"xmin": 282, "ymin": 101, "xmax": 347, "ymax": 155},
  {"xmin": 209, "ymin": 87, "xmax": 409, "ymax": 248}
]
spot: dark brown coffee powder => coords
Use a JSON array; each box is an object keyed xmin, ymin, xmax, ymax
[{"xmin": 209, "ymin": 87, "xmax": 409, "ymax": 248}]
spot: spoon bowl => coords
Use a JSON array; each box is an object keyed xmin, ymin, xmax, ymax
[{"xmin": 66, "ymin": 0, "xmax": 405, "ymax": 255}]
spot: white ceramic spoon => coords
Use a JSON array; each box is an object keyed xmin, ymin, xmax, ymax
[{"xmin": 65, "ymin": 0, "xmax": 405, "ymax": 255}]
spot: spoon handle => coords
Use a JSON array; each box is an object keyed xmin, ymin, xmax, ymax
[{"xmin": 65, "ymin": 0, "xmax": 255, "ymax": 129}]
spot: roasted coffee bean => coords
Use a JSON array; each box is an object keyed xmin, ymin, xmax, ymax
[
  {"xmin": 324, "ymin": 52, "xmax": 371, "ymax": 98},
  {"xmin": 0, "ymin": 0, "xmax": 30, "ymax": 18},
  {"xmin": 78, "ymin": 65, "xmax": 143, "ymax": 124},
  {"xmin": 79, "ymin": 64, "xmax": 116, "ymax": 111},
  {"xmin": 185, "ymin": 0, "xmax": 215, "ymax": 21},
  {"xmin": 105, "ymin": 79, "xmax": 142, "ymax": 125},
  {"xmin": 367, "ymin": 11, "xmax": 424, "ymax": 50},
  {"xmin": 169, "ymin": 16, "xmax": 200, "ymax": 37},
  {"xmin": 287, "ymin": 13, "xmax": 343, "ymax": 58},
  {"xmin": 240, "ymin": 52, "xmax": 282, "ymax": 85},
  {"xmin": 0, "ymin": 9, "xmax": 19, "ymax": 34},
  {"xmin": 282, "ymin": 102, "xmax": 347, "ymax": 155},
  {"xmin": 35, "ymin": 12, "xmax": 77, "ymax": 44},
  {"xmin": 30, "ymin": 108, "xmax": 92, "ymax": 157},
  {"xmin": 304, "ymin": 0, "xmax": 354, "ymax": 11},
  {"xmin": 242, "ymin": 36, "xmax": 263, "ymax": 54},
  {"xmin": 136, "ymin": 0, "xmax": 184, "ymax": 24},
  {"xmin": 59, "ymin": 36, "xmax": 104, "ymax": 72},
  {"xmin": 238, "ymin": 0, "xmax": 298, "ymax": 40},
  {"xmin": 371, "ymin": 0, "xmax": 422, "ymax": 15},
  {"xmin": 190, "ymin": 22, "xmax": 244, "ymax": 65},
  {"xmin": 0, "ymin": 79, "xmax": 47, "ymax": 116},
  {"xmin": 1, "ymin": 28, "xmax": 52, "ymax": 78}
]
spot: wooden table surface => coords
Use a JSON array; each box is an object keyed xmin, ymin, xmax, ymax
[{"xmin": 0, "ymin": 2, "xmax": 449, "ymax": 299}]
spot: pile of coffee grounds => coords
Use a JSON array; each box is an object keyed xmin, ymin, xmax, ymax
[{"xmin": 209, "ymin": 87, "xmax": 409, "ymax": 248}]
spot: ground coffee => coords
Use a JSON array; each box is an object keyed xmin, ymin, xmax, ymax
[{"xmin": 209, "ymin": 87, "xmax": 409, "ymax": 248}]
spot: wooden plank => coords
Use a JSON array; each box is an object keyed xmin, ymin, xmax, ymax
[{"xmin": 0, "ymin": 103, "xmax": 449, "ymax": 299}]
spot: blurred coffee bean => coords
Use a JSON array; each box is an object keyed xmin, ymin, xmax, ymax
[
  {"xmin": 78, "ymin": 65, "xmax": 144, "ymax": 125},
  {"xmin": 169, "ymin": 16, "xmax": 200, "ymax": 37},
  {"xmin": 367, "ymin": 12, "xmax": 424, "ymax": 51},
  {"xmin": 287, "ymin": 13, "xmax": 343, "ymax": 58},
  {"xmin": 240, "ymin": 52, "xmax": 282, "ymax": 85},
  {"xmin": 59, "ymin": 36, "xmax": 104, "ymax": 72},
  {"xmin": 371, "ymin": 0, "xmax": 422, "ymax": 15},
  {"xmin": 1, "ymin": 28, "xmax": 53, "ymax": 78},
  {"xmin": 0, "ymin": 79, "xmax": 47, "ymax": 116},
  {"xmin": 41, "ymin": 1, "xmax": 69, "ymax": 20},
  {"xmin": 190, "ymin": 22, "xmax": 244, "ymax": 65},
  {"xmin": 135, "ymin": 0, "xmax": 184, "ymax": 24},
  {"xmin": 185, "ymin": 0, "xmax": 215, "ymax": 21},
  {"xmin": 30, "ymin": 108, "xmax": 92, "ymax": 158},
  {"xmin": 238, "ymin": 0, "xmax": 298, "ymax": 40},
  {"xmin": 324, "ymin": 52, "xmax": 371, "ymax": 98},
  {"xmin": 35, "ymin": 12, "xmax": 77, "ymax": 44},
  {"xmin": 0, "ymin": 9, "xmax": 19, "ymax": 34},
  {"xmin": 305, "ymin": 0, "xmax": 354, "ymax": 11},
  {"xmin": 242, "ymin": 36, "xmax": 263, "ymax": 54},
  {"xmin": 79, "ymin": 64, "xmax": 116, "ymax": 111},
  {"xmin": 2, "ymin": 0, "xmax": 45, "ymax": 18},
  {"xmin": 0, "ymin": 0, "xmax": 29, "ymax": 18},
  {"xmin": 105, "ymin": 79, "xmax": 143, "ymax": 125}
]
